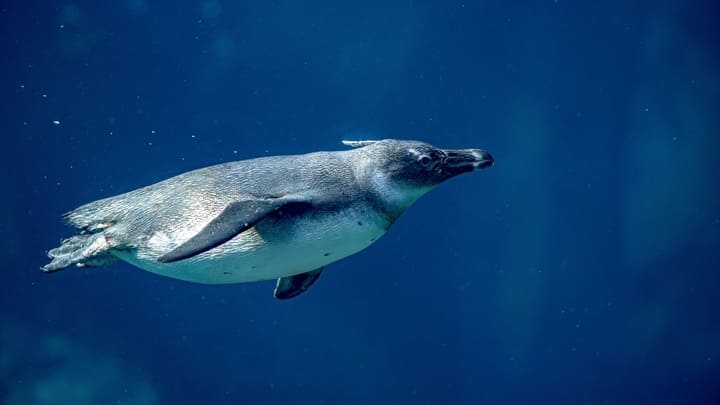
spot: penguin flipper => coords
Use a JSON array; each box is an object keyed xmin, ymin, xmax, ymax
[
  {"xmin": 158, "ymin": 198, "xmax": 299, "ymax": 263},
  {"xmin": 274, "ymin": 267, "xmax": 324, "ymax": 299}
]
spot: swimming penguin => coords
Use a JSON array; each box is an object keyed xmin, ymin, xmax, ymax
[{"xmin": 43, "ymin": 139, "xmax": 494, "ymax": 299}]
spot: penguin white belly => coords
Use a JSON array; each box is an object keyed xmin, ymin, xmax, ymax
[{"xmin": 114, "ymin": 210, "xmax": 387, "ymax": 284}]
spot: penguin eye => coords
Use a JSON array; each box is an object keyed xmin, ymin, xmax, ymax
[{"xmin": 418, "ymin": 155, "xmax": 432, "ymax": 166}]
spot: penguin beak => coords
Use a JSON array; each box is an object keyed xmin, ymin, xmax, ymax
[{"xmin": 442, "ymin": 149, "xmax": 495, "ymax": 174}]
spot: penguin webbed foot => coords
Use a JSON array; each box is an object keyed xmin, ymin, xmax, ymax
[
  {"xmin": 274, "ymin": 268, "xmax": 324, "ymax": 299},
  {"xmin": 42, "ymin": 233, "xmax": 116, "ymax": 272}
]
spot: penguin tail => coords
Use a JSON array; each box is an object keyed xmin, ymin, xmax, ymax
[{"xmin": 61, "ymin": 197, "xmax": 117, "ymax": 230}]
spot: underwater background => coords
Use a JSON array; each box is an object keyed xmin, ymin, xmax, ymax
[{"xmin": 2, "ymin": 0, "xmax": 720, "ymax": 404}]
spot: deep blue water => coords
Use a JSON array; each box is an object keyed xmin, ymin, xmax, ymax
[{"xmin": 2, "ymin": 1, "xmax": 720, "ymax": 404}]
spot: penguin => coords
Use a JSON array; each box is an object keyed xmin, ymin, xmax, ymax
[{"xmin": 42, "ymin": 139, "xmax": 494, "ymax": 299}]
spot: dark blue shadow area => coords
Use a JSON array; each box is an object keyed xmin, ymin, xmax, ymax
[{"xmin": 2, "ymin": 0, "xmax": 719, "ymax": 404}]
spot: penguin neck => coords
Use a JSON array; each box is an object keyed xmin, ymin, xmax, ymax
[
  {"xmin": 345, "ymin": 149, "xmax": 432, "ymax": 221},
  {"xmin": 366, "ymin": 169, "xmax": 433, "ymax": 219}
]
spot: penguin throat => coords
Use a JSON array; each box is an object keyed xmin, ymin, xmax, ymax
[{"xmin": 369, "ymin": 170, "xmax": 433, "ymax": 212}]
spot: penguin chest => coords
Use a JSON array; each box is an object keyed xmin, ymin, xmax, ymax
[{"xmin": 126, "ymin": 208, "xmax": 389, "ymax": 284}]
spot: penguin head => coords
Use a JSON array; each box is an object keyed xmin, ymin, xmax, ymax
[
  {"xmin": 345, "ymin": 139, "xmax": 493, "ymax": 188},
  {"xmin": 344, "ymin": 139, "xmax": 494, "ymax": 211}
]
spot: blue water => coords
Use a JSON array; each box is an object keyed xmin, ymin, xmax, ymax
[{"xmin": 2, "ymin": 1, "xmax": 719, "ymax": 403}]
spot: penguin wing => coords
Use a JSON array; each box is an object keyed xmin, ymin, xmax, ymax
[{"xmin": 157, "ymin": 197, "xmax": 307, "ymax": 263}]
